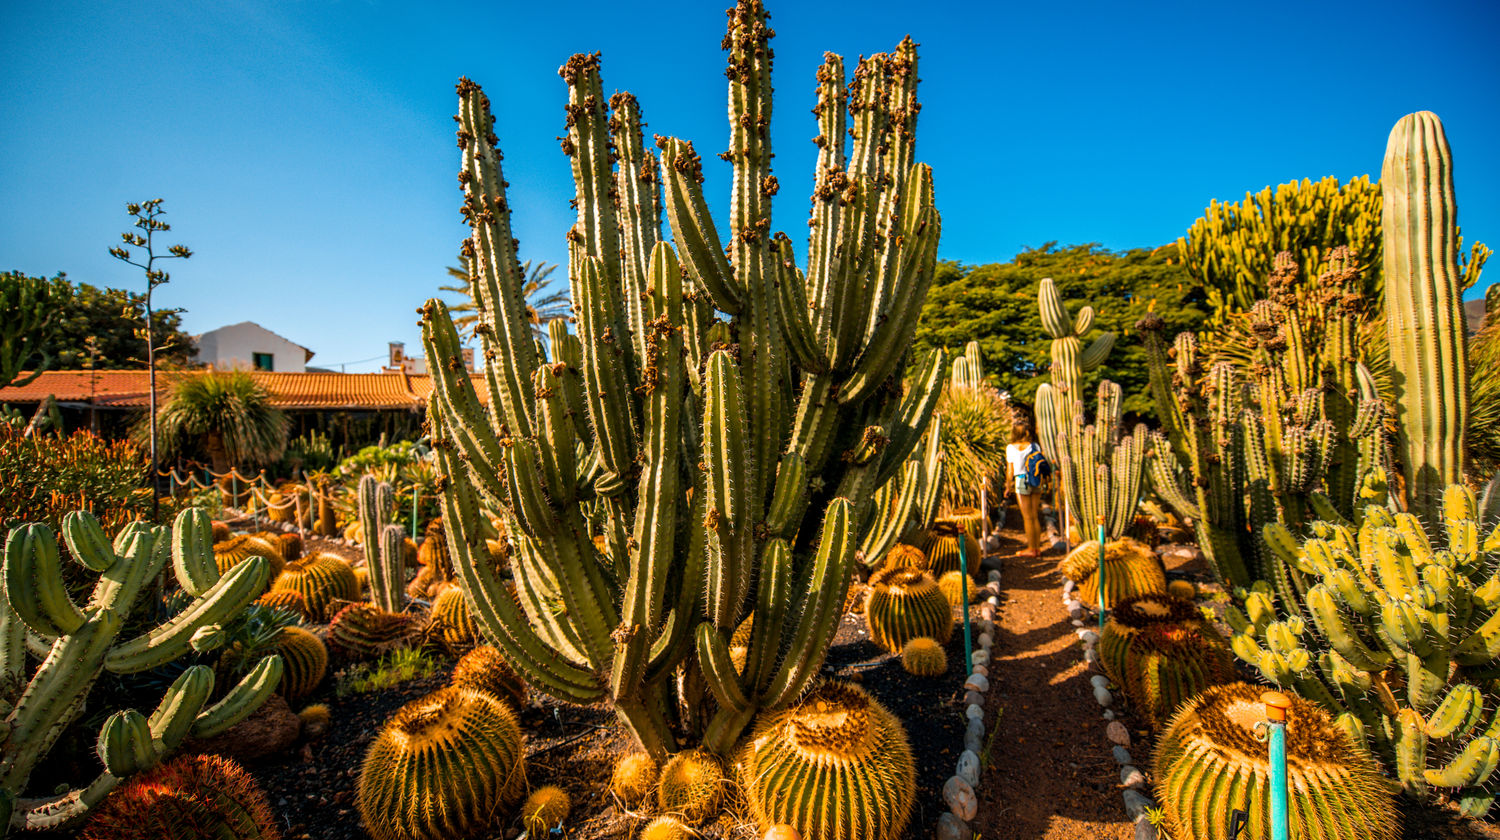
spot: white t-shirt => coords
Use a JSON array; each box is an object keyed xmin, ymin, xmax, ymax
[{"xmin": 1007, "ymin": 442, "xmax": 1037, "ymax": 482}]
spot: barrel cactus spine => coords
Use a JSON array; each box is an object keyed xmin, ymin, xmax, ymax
[
  {"xmin": 1098, "ymin": 592, "xmax": 1207, "ymax": 686},
  {"xmin": 450, "ymin": 645, "xmax": 527, "ymax": 710},
  {"xmin": 1153, "ymin": 683, "xmax": 1399, "ymax": 840},
  {"xmin": 271, "ymin": 626, "xmax": 327, "ymax": 704},
  {"xmin": 900, "ymin": 636, "xmax": 948, "ymax": 677},
  {"xmin": 358, "ymin": 686, "xmax": 526, "ymax": 840},
  {"xmin": 737, "ymin": 681, "xmax": 915, "ymax": 840},
  {"xmin": 863, "ymin": 566, "xmax": 953, "ymax": 653},
  {"xmin": 328, "ymin": 602, "xmax": 418, "ymax": 660},
  {"xmin": 423, "ymin": 0, "xmax": 944, "ymax": 759},
  {"xmin": 79, "ymin": 754, "xmax": 280, "ymax": 840},
  {"xmin": 270, "ymin": 553, "xmax": 360, "ymax": 620},
  {"xmin": 1058, "ymin": 538, "xmax": 1166, "ymax": 609},
  {"xmin": 213, "ymin": 533, "xmax": 284, "ymax": 579},
  {"xmin": 520, "ymin": 786, "xmax": 570, "ymax": 836},
  {"xmin": 0, "ymin": 508, "xmax": 283, "ymax": 833},
  {"xmin": 609, "ymin": 752, "xmax": 659, "ymax": 807},
  {"xmin": 656, "ymin": 749, "xmax": 724, "ymax": 824}
]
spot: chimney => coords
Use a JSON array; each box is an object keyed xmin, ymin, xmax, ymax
[{"xmin": 388, "ymin": 342, "xmax": 405, "ymax": 368}]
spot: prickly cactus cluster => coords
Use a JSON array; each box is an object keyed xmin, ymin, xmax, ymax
[
  {"xmin": 864, "ymin": 565, "xmax": 953, "ymax": 653},
  {"xmin": 1059, "ymin": 538, "xmax": 1166, "ymax": 609},
  {"xmin": 270, "ymin": 553, "xmax": 359, "ymax": 620},
  {"xmin": 80, "ymin": 754, "xmax": 280, "ymax": 840}
]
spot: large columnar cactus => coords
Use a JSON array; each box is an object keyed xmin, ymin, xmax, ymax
[
  {"xmin": 0, "ymin": 509, "xmax": 282, "ymax": 834},
  {"xmin": 1039, "ymin": 378, "xmax": 1148, "ymax": 541},
  {"xmin": 1231, "ymin": 486, "xmax": 1500, "ymax": 810},
  {"xmin": 421, "ymin": 0, "xmax": 942, "ymax": 758},
  {"xmin": 358, "ymin": 475, "xmax": 406, "ymax": 612},
  {"xmin": 1153, "ymin": 683, "xmax": 1399, "ymax": 840},
  {"xmin": 737, "ymin": 681, "xmax": 916, "ymax": 840},
  {"xmin": 1034, "ymin": 278, "xmax": 1116, "ymax": 528},
  {"xmin": 1382, "ymin": 111, "xmax": 1468, "ymax": 524}
]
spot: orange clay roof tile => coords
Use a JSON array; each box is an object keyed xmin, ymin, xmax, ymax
[{"xmin": 0, "ymin": 371, "xmax": 490, "ymax": 410}]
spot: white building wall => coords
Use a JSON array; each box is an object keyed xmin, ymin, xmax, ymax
[{"xmin": 194, "ymin": 322, "xmax": 309, "ymax": 373}]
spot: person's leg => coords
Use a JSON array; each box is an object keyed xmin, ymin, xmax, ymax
[{"xmin": 1022, "ymin": 492, "xmax": 1042, "ymax": 556}]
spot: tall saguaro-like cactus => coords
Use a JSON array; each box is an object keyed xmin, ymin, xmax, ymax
[
  {"xmin": 1383, "ymin": 111, "xmax": 1468, "ymax": 524},
  {"xmin": 0, "ymin": 509, "xmax": 281, "ymax": 835},
  {"xmin": 422, "ymin": 0, "xmax": 942, "ymax": 759}
]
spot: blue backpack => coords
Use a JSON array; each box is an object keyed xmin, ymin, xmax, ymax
[{"xmin": 1022, "ymin": 444, "xmax": 1052, "ymax": 489}]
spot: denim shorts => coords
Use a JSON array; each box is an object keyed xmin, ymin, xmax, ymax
[{"xmin": 1014, "ymin": 474, "xmax": 1035, "ymax": 496}]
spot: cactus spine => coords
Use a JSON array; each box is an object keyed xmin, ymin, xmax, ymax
[
  {"xmin": 0, "ymin": 509, "xmax": 282, "ymax": 834},
  {"xmin": 359, "ymin": 475, "xmax": 406, "ymax": 612},
  {"xmin": 899, "ymin": 636, "xmax": 948, "ymax": 677},
  {"xmin": 1058, "ymin": 538, "xmax": 1166, "ymax": 609},
  {"xmin": 421, "ymin": 0, "xmax": 942, "ymax": 759},
  {"xmin": 449, "ymin": 645, "xmax": 527, "ymax": 710},
  {"xmin": 270, "ymin": 553, "xmax": 359, "ymax": 621},
  {"xmin": 79, "ymin": 755, "xmax": 279, "ymax": 840},
  {"xmin": 737, "ymin": 681, "xmax": 915, "ymax": 840},
  {"xmin": 656, "ymin": 749, "xmax": 724, "ymax": 824},
  {"xmin": 863, "ymin": 566, "xmax": 953, "ymax": 653},
  {"xmin": 1382, "ymin": 111, "xmax": 1468, "ymax": 524}
]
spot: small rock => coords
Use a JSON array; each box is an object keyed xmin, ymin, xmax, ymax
[
  {"xmin": 1089, "ymin": 674, "xmax": 1110, "ymax": 690},
  {"xmin": 956, "ymin": 749, "xmax": 981, "ymax": 786},
  {"xmin": 987, "ymin": 570, "xmax": 1001, "ymax": 584},
  {"xmin": 964, "ymin": 690, "xmax": 985, "ymax": 706},
  {"xmin": 1084, "ymin": 648, "xmax": 1100, "ymax": 665},
  {"xmin": 1068, "ymin": 605, "xmax": 1084, "ymax": 621},
  {"xmin": 185, "ymin": 693, "xmax": 299, "ymax": 761},
  {"xmin": 985, "ymin": 595, "xmax": 1000, "ymax": 606},
  {"xmin": 979, "ymin": 604, "xmax": 995, "ymax": 621},
  {"xmin": 943, "ymin": 776, "xmax": 978, "ymax": 821},
  {"xmin": 1071, "ymin": 618, "xmax": 1085, "ymax": 628},
  {"xmin": 1107, "ymin": 721, "xmax": 1131, "ymax": 747},
  {"xmin": 1135, "ymin": 815, "xmax": 1160, "ymax": 840},
  {"xmin": 964, "ymin": 673, "xmax": 989, "ymax": 692},
  {"xmin": 1094, "ymin": 685, "xmax": 1113, "ymax": 708},
  {"xmin": 1121, "ymin": 765, "xmax": 1147, "ymax": 789},
  {"xmin": 1112, "ymin": 745, "xmax": 1134, "ymax": 766},
  {"xmin": 971, "ymin": 649, "xmax": 990, "ymax": 666},
  {"xmin": 965, "ymin": 703, "xmax": 984, "ymax": 721},
  {"xmin": 1103, "ymin": 709, "xmax": 1116, "ymax": 721},
  {"xmin": 1079, "ymin": 629, "xmax": 1099, "ymax": 646},
  {"xmin": 937, "ymin": 812, "xmax": 973, "ymax": 840},
  {"xmin": 1063, "ymin": 579, "xmax": 1076, "ymax": 594},
  {"xmin": 976, "ymin": 633, "xmax": 993, "ymax": 650},
  {"xmin": 971, "ymin": 664, "xmax": 988, "ymax": 677},
  {"xmin": 1123, "ymin": 789, "xmax": 1153, "ymax": 822},
  {"xmin": 964, "ymin": 718, "xmax": 985, "ymax": 753}
]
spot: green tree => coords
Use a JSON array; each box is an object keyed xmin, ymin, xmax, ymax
[
  {"xmin": 141, "ymin": 370, "xmax": 289, "ymax": 475},
  {"xmin": 913, "ymin": 243, "xmax": 1207, "ymax": 419},
  {"xmin": 41, "ymin": 274, "xmax": 197, "ymax": 369},
  {"xmin": 0, "ymin": 271, "xmax": 57, "ymax": 389}
]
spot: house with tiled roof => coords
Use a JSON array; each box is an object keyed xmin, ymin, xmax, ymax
[{"xmin": 194, "ymin": 321, "xmax": 314, "ymax": 373}]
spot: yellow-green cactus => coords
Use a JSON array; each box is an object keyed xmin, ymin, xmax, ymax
[
  {"xmin": 270, "ymin": 553, "xmax": 359, "ymax": 620},
  {"xmin": 656, "ymin": 749, "xmax": 723, "ymax": 824},
  {"xmin": 863, "ymin": 566, "xmax": 952, "ymax": 653},
  {"xmin": 899, "ymin": 637, "xmax": 948, "ymax": 677},
  {"xmin": 1059, "ymin": 538, "xmax": 1166, "ymax": 610}
]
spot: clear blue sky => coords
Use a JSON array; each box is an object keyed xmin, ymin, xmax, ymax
[{"xmin": 3, "ymin": 0, "xmax": 1496, "ymax": 372}]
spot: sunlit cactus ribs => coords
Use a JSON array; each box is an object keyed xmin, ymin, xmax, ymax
[
  {"xmin": 79, "ymin": 754, "xmax": 280, "ymax": 840},
  {"xmin": 1231, "ymin": 485, "xmax": 1500, "ymax": 809},
  {"xmin": 421, "ymin": 0, "xmax": 943, "ymax": 758},
  {"xmin": 1058, "ymin": 537, "xmax": 1166, "ymax": 610},
  {"xmin": 863, "ymin": 565, "xmax": 953, "ymax": 653},
  {"xmin": 1153, "ymin": 682, "xmax": 1399, "ymax": 840},
  {"xmin": 357, "ymin": 474, "xmax": 407, "ymax": 612},
  {"xmin": 1097, "ymin": 592, "xmax": 1210, "ymax": 686},
  {"xmin": 269, "ymin": 553, "xmax": 359, "ymax": 621},
  {"xmin": 1121, "ymin": 623, "xmax": 1234, "ymax": 728},
  {"xmin": 0, "ymin": 508, "xmax": 282, "ymax": 835}
]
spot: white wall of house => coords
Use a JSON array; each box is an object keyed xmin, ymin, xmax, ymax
[{"xmin": 194, "ymin": 322, "xmax": 311, "ymax": 372}]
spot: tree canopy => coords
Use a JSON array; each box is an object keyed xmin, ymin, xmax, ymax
[
  {"xmin": 913, "ymin": 243, "xmax": 1207, "ymax": 420},
  {"xmin": 22, "ymin": 272, "xmax": 198, "ymax": 370}
]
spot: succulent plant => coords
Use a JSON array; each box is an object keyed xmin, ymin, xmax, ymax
[
  {"xmin": 254, "ymin": 587, "xmax": 309, "ymax": 620},
  {"xmin": 1038, "ymin": 379, "xmax": 1149, "ymax": 543},
  {"xmin": 358, "ymin": 686, "xmax": 526, "ymax": 840},
  {"xmin": 79, "ymin": 755, "xmax": 280, "ymax": 840},
  {"xmin": 328, "ymin": 602, "xmax": 418, "ymax": 660},
  {"xmin": 214, "ymin": 533, "xmax": 284, "ymax": 578},
  {"xmin": 1153, "ymin": 683, "xmax": 1399, "ymax": 840},
  {"xmin": 1098, "ymin": 592, "xmax": 1207, "ymax": 686},
  {"xmin": 271, "ymin": 626, "xmax": 327, "ymax": 703},
  {"xmin": 610, "ymin": 752, "xmax": 659, "ymax": 807},
  {"xmin": 656, "ymin": 749, "xmax": 724, "ymax": 824},
  {"xmin": 640, "ymin": 817, "xmax": 691, "ymax": 840},
  {"xmin": 521, "ymin": 785, "xmax": 570, "ymax": 836},
  {"xmin": 922, "ymin": 524, "xmax": 979, "ymax": 577},
  {"xmin": 738, "ymin": 681, "xmax": 915, "ymax": 840},
  {"xmin": 878, "ymin": 542, "xmax": 928, "ymax": 571},
  {"xmin": 276, "ymin": 532, "xmax": 302, "ymax": 563},
  {"xmin": 429, "ymin": 585, "xmax": 479, "ymax": 654},
  {"xmin": 211, "ymin": 521, "xmax": 231, "ymax": 542},
  {"xmin": 936, "ymin": 570, "xmax": 976, "ymax": 611},
  {"xmin": 449, "ymin": 645, "xmax": 527, "ymax": 710},
  {"xmin": 1059, "ymin": 538, "xmax": 1167, "ymax": 610},
  {"xmin": 863, "ymin": 566, "xmax": 952, "ymax": 653},
  {"xmin": 1166, "ymin": 579, "xmax": 1195, "ymax": 601},
  {"xmin": 270, "ymin": 553, "xmax": 359, "ymax": 620},
  {"xmin": 421, "ymin": 0, "xmax": 944, "ymax": 758},
  {"xmin": 1122, "ymin": 625, "xmax": 1234, "ymax": 728},
  {"xmin": 298, "ymin": 703, "xmax": 330, "ymax": 739},
  {"xmin": 0, "ymin": 509, "xmax": 282, "ymax": 833},
  {"xmin": 358, "ymin": 475, "xmax": 408, "ymax": 612},
  {"xmin": 943, "ymin": 507, "xmax": 985, "ymax": 538},
  {"xmin": 899, "ymin": 637, "xmax": 948, "ymax": 677}
]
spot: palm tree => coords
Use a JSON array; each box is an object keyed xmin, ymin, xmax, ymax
[
  {"xmin": 140, "ymin": 371, "xmax": 289, "ymax": 475},
  {"xmin": 440, "ymin": 258, "xmax": 568, "ymax": 342}
]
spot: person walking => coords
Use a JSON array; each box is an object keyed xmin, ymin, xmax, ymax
[{"xmin": 1005, "ymin": 417, "xmax": 1045, "ymax": 558}]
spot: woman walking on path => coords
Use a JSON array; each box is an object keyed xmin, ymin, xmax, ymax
[{"xmin": 1005, "ymin": 417, "xmax": 1045, "ymax": 558}]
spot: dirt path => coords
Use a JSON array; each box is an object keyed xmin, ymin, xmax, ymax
[{"xmin": 970, "ymin": 510, "xmax": 1132, "ymax": 840}]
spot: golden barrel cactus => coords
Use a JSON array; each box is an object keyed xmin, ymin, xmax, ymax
[
  {"xmin": 640, "ymin": 816, "xmax": 691, "ymax": 840},
  {"xmin": 450, "ymin": 645, "xmax": 527, "ymax": 709},
  {"xmin": 358, "ymin": 686, "xmax": 526, "ymax": 840},
  {"xmin": 80, "ymin": 754, "xmax": 279, "ymax": 840},
  {"xmin": 1098, "ymin": 592, "xmax": 1205, "ymax": 685},
  {"xmin": 270, "ymin": 553, "xmax": 359, "ymax": 620},
  {"xmin": 656, "ymin": 749, "xmax": 724, "ymax": 824},
  {"xmin": 738, "ymin": 681, "xmax": 915, "ymax": 840},
  {"xmin": 213, "ymin": 534, "xmax": 284, "ymax": 579},
  {"xmin": 899, "ymin": 637, "xmax": 948, "ymax": 677},
  {"xmin": 864, "ymin": 566, "xmax": 952, "ymax": 653},
  {"xmin": 430, "ymin": 585, "xmax": 480, "ymax": 654},
  {"xmin": 922, "ymin": 525, "xmax": 980, "ymax": 576},
  {"xmin": 936, "ymin": 570, "xmax": 976, "ymax": 610},
  {"xmin": 941, "ymin": 507, "xmax": 985, "ymax": 538},
  {"xmin": 255, "ymin": 588, "xmax": 309, "ymax": 620},
  {"xmin": 610, "ymin": 752, "xmax": 659, "ymax": 807},
  {"xmin": 1059, "ymin": 538, "xmax": 1166, "ymax": 609},
  {"xmin": 1154, "ymin": 683, "xmax": 1399, "ymax": 840},
  {"xmin": 273, "ymin": 626, "xmax": 328, "ymax": 704},
  {"xmin": 521, "ymin": 785, "xmax": 570, "ymax": 836},
  {"xmin": 1123, "ymin": 624, "xmax": 1233, "ymax": 728},
  {"xmin": 880, "ymin": 542, "xmax": 929, "ymax": 571},
  {"xmin": 328, "ymin": 602, "xmax": 418, "ymax": 660}
]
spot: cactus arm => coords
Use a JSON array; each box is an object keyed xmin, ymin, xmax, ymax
[
  {"xmin": 574, "ymin": 256, "xmax": 641, "ymax": 484},
  {"xmin": 744, "ymin": 538, "xmax": 795, "ymax": 694},
  {"xmin": 1383, "ymin": 111, "xmax": 1468, "ymax": 523},
  {"xmin": 695, "ymin": 622, "xmax": 751, "ymax": 714},
  {"xmin": 89, "ymin": 524, "xmax": 169, "ymax": 623},
  {"xmin": 611, "ymin": 92, "xmax": 661, "ymax": 361},
  {"xmin": 96, "ymin": 710, "xmax": 154, "ymax": 778},
  {"xmin": 420, "ymin": 299, "xmax": 511, "ymax": 506},
  {"xmin": 145, "ymin": 665, "xmax": 214, "ymax": 751},
  {"xmin": 103, "ymin": 557, "xmax": 268, "ymax": 674},
  {"xmin": 773, "ymin": 234, "xmax": 828, "ymax": 373},
  {"xmin": 644, "ymin": 474, "xmax": 710, "ymax": 683},
  {"xmin": 877, "ymin": 346, "xmax": 945, "ymax": 488},
  {"xmin": 765, "ymin": 454, "xmax": 810, "ymax": 539},
  {"xmin": 1078, "ymin": 332, "xmax": 1116, "ymax": 369},
  {"xmin": 765, "ymin": 498, "xmax": 855, "ymax": 708},
  {"xmin": 657, "ymin": 137, "xmax": 741, "ymax": 313},
  {"xmin": 185, "ymin": 656, "xmax": 278, "ymax": 740},
  {"xmin": 3, "ymin": 526, "xmax": 84, "ymax": 639},
  {"xmin": 359, "ymin": 476, "xmax": 404, "ymax": 613},
  {"xmin": 703, "ymin": 350, "xmax": 755, "ymax": 631},
  {"xmin": 1426, "ymin": 738, "xmax": 1500, "ymax": 789},
  {"xmin": 805, "ymin": 52, "xmax": 847, "ymax": 313},
  {"xmin": 168, "ymin": 509, "xmax": 219, "ymax": 597},
  {"xmin": 60, "ymin": 512, "xmax": 118, "ymax": 574}
]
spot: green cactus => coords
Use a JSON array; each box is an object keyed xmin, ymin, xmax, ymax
[
  {"xmin": 1233, "ymin": 485, "xmax": 1500, "ymax": 806},
  {"xmin": 421, "ymin": 0, "xmax": 942, "ymax": 759},
  {"xmin": 357, "ymin": 685, "xmax": 526, "ymax": 840},
  {"xmin": 269, "ymin": 553, "xmax": 359, "ymax": 621},
  {"xmin": 656, "ymin": 749, "xmax": 724, "ymax": 824},
  {"xmin": 0, "ymin": 509, "xmax": 281, "ymax": 835},
  {"xmin": 737, "ymin": 681, "xmax": 915, "ymax": 840},
  {"xmin": 863, "ymin": 566, "xmax": 952, "ymax": 653},
  {"xmin": 1098, "ymin": 592, "xmax": 1209, "ymax": 687},
  {"xmin": 1153, "ymin": 682, "xmax": 1399, "ymax": 840},
  {"xmin": 1039, "ymin": 378, "xmax": 1148, "ymax": 542},
  {"xmin": 358, "ymin": 474, "xmax": 406, "ymax": 612},
  {"xmin": 1120, "ymin": 624, "xmax": 1234, "ymax": 728},
  {"xmin": 899, "ymin": 636, "xmax": 948, "ymax": 677},
  {"xmin": 79, "ymin": 754, "xmax": 279, "ymax": 840},
  {"xmin": 1382, "ymin": 111, "xmax": 1469, "ymax": 525},
  {"xmin": 1035, "ymin": 278, "xmax": 1116, "ymax": 528}
]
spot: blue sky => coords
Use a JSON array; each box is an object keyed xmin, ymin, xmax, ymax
[{"xmin": 3, "ymin": 0, "xmax": 1496, "ymax": 372}]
